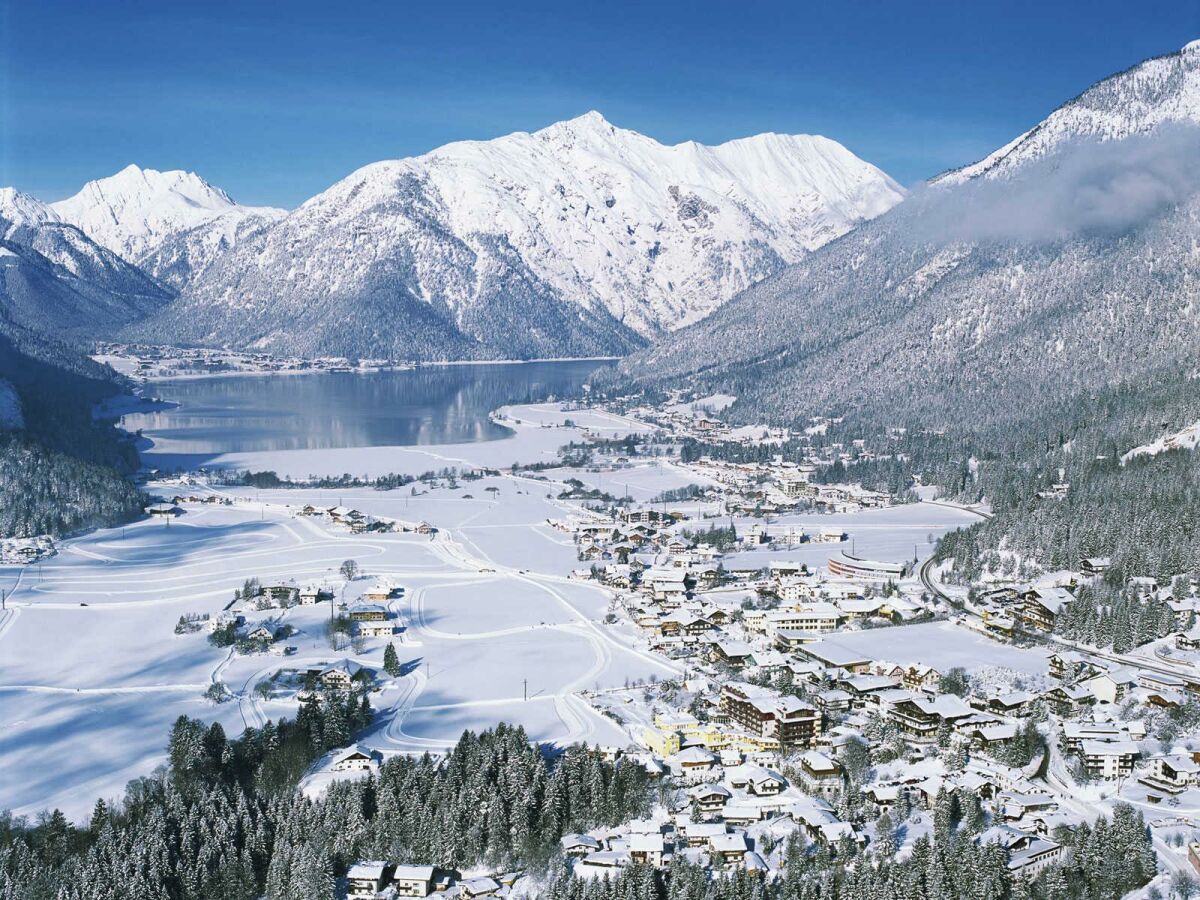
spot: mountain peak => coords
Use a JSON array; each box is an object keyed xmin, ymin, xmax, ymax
[
  {"xmin": 72, "ymin": 164, "xmax": 237, "ymax": 211},
  {"xmin": 48, "ymin": 166, "xmax": 285, "ymax": 276},
  {"xmin": 0, "ymin": 187, "xmax": 56, "ymax": 225},
  {"xmin": 936, "ymin": 39, "xmax": 1200, "ymax": 184}
]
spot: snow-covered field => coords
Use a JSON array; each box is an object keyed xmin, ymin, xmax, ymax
[{"xmin": 0, "ymin": 476, "xmax": 675, "ymax": 820}]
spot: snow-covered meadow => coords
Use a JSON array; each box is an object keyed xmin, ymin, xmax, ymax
[{"xmin": 0, "ymin": 467, "xmax": 676, "ymax": 820}]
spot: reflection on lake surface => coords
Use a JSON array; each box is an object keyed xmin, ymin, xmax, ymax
[{"xmin": 122, "ymin": 360, "xmax": 612, "ymax": 453}]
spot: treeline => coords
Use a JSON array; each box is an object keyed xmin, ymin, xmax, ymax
[
  {"xmin": 0, "ymin": 717, "xmax": 649, "ymax": 900},
  {"xmin": 0, "ymin": 435, "xmax": 145, "ymax": 537},
  {"xmin": 0, "ymin": 329, "xmax": 145, "ymax": 538},
  {"xmin": 1052, "ymin": 583, "xmax": 1179, "ymax": 652},
  {"xmin": 542, "ymin": 803, "xmax": 1154, "ymax": 900}
]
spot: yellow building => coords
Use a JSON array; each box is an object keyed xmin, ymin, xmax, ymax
[{"xmin": 641, "ymin": 726, "xmax": 682, "ymax": 757}]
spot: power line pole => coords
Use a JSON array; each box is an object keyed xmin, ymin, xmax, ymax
[{"xmin": 523, "ymin": 678, "xmax": 528, "ymax": 702}]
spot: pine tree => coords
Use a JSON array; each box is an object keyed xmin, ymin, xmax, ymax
[{"xmin": 383, "ymin": 642, "xmax": 401, "ymax": 676}]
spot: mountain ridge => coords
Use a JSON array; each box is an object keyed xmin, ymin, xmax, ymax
[{"xmin": 123, "ymin": 112, "xmax": 904, "ymax": 359}]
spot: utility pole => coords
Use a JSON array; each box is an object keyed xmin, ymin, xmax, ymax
[{"xmin": 523, "ymin": 678, "xmax": 528, "ymax": 702}]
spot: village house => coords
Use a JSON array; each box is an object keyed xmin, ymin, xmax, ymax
[
  {"xmin": 312, "ymin": 660, "xmax": 364, "ymax": 691},
  {"xmin": 356, "ymin": 619, "xmax": 396, "ymax": 638},
  {"xmin": 980, "ymin": 826, "xmax": 1064, "ymax": 877},
  {"xmin": 349, "ymin": 603, "xmax": 389, "ymax": 622},
  {"xmin": 347, "ymin": 862, "xmax": 393, "ymax": 900},
  {"xmin": 332, "ymin": 744, "xmax": 380, "ymax": 773},
  {"xmin": 364, "ymin": 580, "xmax": 395, "ymax": 603},
  {"xmin": 629, "ymin": 832, "xmax": 666, "ymax": 868},
  {"xmin": 796, "ymin": 750, "xmax": 844, "ymax": 799},
  {"xmin": 1084, "ymin": 668, "xmax": 1139, "ymax": 704},
  {"xmin": 300, "ymin": 584, "xmax": 329, "ymax": 605},
  {"xmin": 1080, "ymin": 739, "xmax": 1140, "ymax": 780},
  {"xmin": 1018, "ymin": 586, "xmax": 1073, "ymax": 631},
  {"xmin": 688, "ymin": 783, "xmax": 732, "ymax": 817},
  {"xmin": 1043, "ymin": 683, "xmax": 1094, "ymax": 717},
  {"xmin": 709, "ymin": 832, "xmax": 751, "ymax": 864},
  {"xmin": 561, "ymin": 834, "xmax": 603, "ymax": 857},
  {"xmin": 1138, "ymin": 753, "xmax": 1200, "ymax": 794},
  {"xmin": 673, "ymin": 746, "xmax": 721, "ymax": 783},
  {"xmin": 391, "ymin": 865, "xmax": 436, "ymax": 897},
  {"xmin": 889, "ymin": 695, "xmax": 974, "ymax": 742}
]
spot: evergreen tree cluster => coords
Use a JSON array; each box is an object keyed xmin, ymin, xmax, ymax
[
  {"xmin": 1052, "ymin": 583, "xmax": 1177, "ymax": 652},
  {"xmin": 0, "ymin": 717, "xmax": 648, "ymax": 900},
  {"xmin": 540, "ymin": 802, "xmax": 1155, "ymax": 900},
  {"xmin": 0, "ymin": 330, "xmax": 146, "ymax": 539}
]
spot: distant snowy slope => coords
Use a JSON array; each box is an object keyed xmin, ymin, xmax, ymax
[
  {"xmin": 130, "ymin": 112, "xmax": 903, "ymax": 360},
  {"xmin": 0, "ymin": 187, "xmax": 171, "ymax": 336},
  {"xmin": 1122, "ymin": 420, "xmax": 1200, "ymax": 463},
  {"xmin": 615, "ymin": 41, "xmax": 1200, "ymax": 431},
  {"xmin": 937, "ymin": 39, "xmax": 1200, "ymax": 184},
  {"xmin": 50, "ymin": 165, "xmax": 286, "ymax": 287}
]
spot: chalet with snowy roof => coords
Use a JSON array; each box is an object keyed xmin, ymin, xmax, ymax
[
  {"xmin": 247, "ymin": 624, "xmax": 281, "ymax": 643},
  {"xmin": 1079, "ymin": 557, "xmax": 1111, "ymax": 577},
  {"xmin": 688, "ymin": 783, "xmax": 732, "ymax": 816},
  {"xmin": 1139, "ymin": 753, "xmax": 1200, "ymax": 794},
  {"xmin": 459, "ymin": 876, "xmax": 500, "ymax": 898},
  {"xmin": 710, "ymin": 638, "xmax": 754, "ymax": 668},
  {"xmin": 672, "ymin": 746, "xmax": 720, "ymax": 783},
  {"xmin": 1018, "ymin": 586, "xmax": 1074, "ymax": 631},
  {"xmin": 356, "ymin": 619, "xmax": 396, "ymax": 638},
  {"xmin": 1176, "ymin": 626, "xmax": 1200, "ymax": 651},
  {"xmin": 902, "ymin": 664, "xmax": 942, "ymax": 691},
  {"xmin": 979, "ymin": 826, "xmax": 1063, "ymax": 876},
  {"xmin": 363, "ymin": 580, "xmax": 395, "ymax": 602},
  {"xmin": 981, "ymin": 690, "xmax": 1036, "ymax": 717},
  {"xmin": 299, "ymin": 584, "xmax": 329, "ymax": 605},
  {"xmin": 999, "ymin": 793, "xmax": 1057, "ymax": 822},
  {"xmin": 629, "ymin": 832, "xmax": 665, "ymax": 867},
  {"xmin": 888, "ymin": 695, "xmax": 974, "ymax": 742},
  {"xmin": 1043, "ymin": 683, "xmax": 1094, "ymax": 716},
  {"xmin": 797, "ymin": 751, "xmax": 844, "ymax": 799},
  {"xmin": 347, "ymin": 862, "xmax": 393, "ymax": 899},
  {"xmin": 561, "ymin": 834, "xmax": 602, "ymax": 857},
  {"xmin": 1084, "ymin": 668, "xmax": 1138, "ymax": 704},
  {"xmin": 726, "ymin": 764, "xmax": 786, "ymax": 796},
  {"xmin": 349, "ymin": 603, "xmax": 389, "ymax": 622},
  {"xmin": 332, "ymin": 744, "xmax": 381, "ymax": 773},
  {"xmin": 311, "ymin": 660, "xmax": 364, "ymax": 691},
  {"xmin": 1047, "ymin": 650, "xmax": 1097, "ymax": 681},
  {"xmin": 837, "ymin": 674, "xmax": 901, "ymax": 707},
  {"xmin": 391, "ymin": 865, "xmax": 436, "ymax": 897},
  {"xmin": 709, "ymin": 831, "xmax": 750, "ymax": 863}
]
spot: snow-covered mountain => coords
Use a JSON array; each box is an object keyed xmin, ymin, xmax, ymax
[
  {"xmin": 50, "ymin": 165, "xmax": 286, "ymax": 288},
  {"xmin": 936, "ymin": 39, "xmax": 1200, "ymax": 184},
  {"xmin": 131, "ymin": 112, "xmax": 903, "ymax": 360},
  {"xmin": 615, "ymin": 41, "xmax": 1200, "ymax": 431},
  {"xmin": 0, "ymin": 187, "xmax": 171, "ymax": 336}
]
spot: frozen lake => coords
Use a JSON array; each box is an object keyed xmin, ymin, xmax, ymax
[{"xmin": 122, "ymin": 360, "xmax": 612, "ymax": 457}]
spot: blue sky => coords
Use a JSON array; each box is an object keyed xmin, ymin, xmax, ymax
[{"xmin": 2, "ymin": 0, "xmax": 1197, "ymax": 208}]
